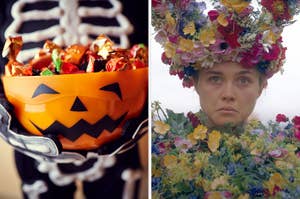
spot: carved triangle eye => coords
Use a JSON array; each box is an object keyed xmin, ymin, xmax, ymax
[
  {"xmin": 32, "ymin": 84, "xmax": 60, "ymax": 98},
  {"xmin": 100, "ymin": 83, "xmax": 122, "ymax": 100}
]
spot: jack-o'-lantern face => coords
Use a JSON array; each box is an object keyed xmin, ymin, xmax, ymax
[{"xmin": 2, "ymin": 68, "xmax": 148, "ymax": 150}]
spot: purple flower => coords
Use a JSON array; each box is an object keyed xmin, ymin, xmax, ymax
[
  {"xmin": 152, "ymin": 177, "xmax": 161, "ymax": 190},
  {"xmin": 209, "ymin": 39, "xmax": 232, "ymax": 55}
]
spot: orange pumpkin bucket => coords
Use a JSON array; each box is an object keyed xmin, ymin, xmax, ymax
[{"xmin": 2, "ymin": 68, "xmax": 148, "ymax": 150}]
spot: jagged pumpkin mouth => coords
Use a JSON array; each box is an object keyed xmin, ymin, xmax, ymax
[{"xmin": 30, "ymin": 112, "xmax": 128, "ymax": 141}]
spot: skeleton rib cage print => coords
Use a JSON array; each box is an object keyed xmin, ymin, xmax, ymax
[{"xmin": 5, "ymin": 0, "xmax": 134, "ymax": 62}]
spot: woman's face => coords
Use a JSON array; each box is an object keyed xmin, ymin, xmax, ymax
[{"xmin": 194, "ymin": 62, "xmax": 266, "ymax": 127}]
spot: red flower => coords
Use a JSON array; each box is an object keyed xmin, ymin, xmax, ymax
[
  {"xmin": 182, "ymin": 77, "xmax": 194, "ymax": 88},
  {"xmin": 208, "ymin": 10, "xmax": 219, "ymax": 21},
  {"xmin": 263, "ymin": 44, "xmax": 281, "ymax": 61},
  {"xmin": 261, "ymin": 0, "xmax": 291, "ymax": 21},
  {"xmin": 152, "ymin": 0, "xmax": 161, "ymax": 7},
  {"xmin": 177, "ymin": 70, "xmax": 185, "ymax": 80},
  {"xmin": 217, "ymin": 20, "xmax": 242, "ymax": 49},
  {"xmin": 292, "ymin": 116, "xmax": 300, "ymax": 125},
  {"xmin": 161, "ymin": 52, "xmax": 172, "ymax": 65},
  {"xmin": 276, "ymin": 113, "xmax": 288, "ymax": 123}
]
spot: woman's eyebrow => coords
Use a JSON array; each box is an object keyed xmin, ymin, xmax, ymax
[
  {"xmin": 237, "ymin": 70, "xmax": 253, "ymax": 75},
  {"xmin": 203, "ymin": 71, "xmax": 222, "ymax": 75}
]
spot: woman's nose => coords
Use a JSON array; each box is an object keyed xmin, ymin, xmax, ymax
[{"xmin": 221, "ymin": 83, "xmax": 235, "ymax": 102}]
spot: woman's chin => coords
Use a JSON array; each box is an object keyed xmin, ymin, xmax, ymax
[{"xmin": 211, "ymin": 116, "xmax": 241, "ymax": 127}]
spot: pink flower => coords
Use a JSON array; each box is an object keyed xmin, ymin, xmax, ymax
[
  {"xmin": 275, "ymin": 132, "xmax": 286, "ymax": 142},
  {"xmin": 179, "ymin": 0, "xmax": 191, "ymax": 9},
  {"xmin": 292, "ymin": 116, "xmax": 300, "ymax": 125},
  {"xmin": 169, "ymin": 69, "xmax": 178, "ymax": 76},
  {"xmin": 239, "ymin": 6, "xmax": 254, "ymax": 17},
  {"xmin": 268, "ymin": 148, "xmax": 288, "ymax": 158},
  {"xmin": 294, "ymin": 129, "xmax": 300, "ymax": 141},
  {"xmin": 157, "ymin": 142, "xmax": 170, "ymax": 154},
  {"xmin": 168, "ymin": 35, "xmax": 179, "ymax": 43},
  {"xmin": 208, "ymin": 10, "xmax": 219, "ymax": 21},
  {"xmin": 276, "ymin": 114, "xmax": 288, "ymax": 123},
  {"xmin": 174, "ymin": 137, "xmax": 193, "ymax": 152}
]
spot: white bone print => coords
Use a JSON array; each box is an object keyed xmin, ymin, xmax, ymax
[
  {"xmin": 5, "ymin": 0, "xmax": 133, "ymax": 62},
  {"xmin": 121, "ymin": 169, "xmax": 142, "ymax": 199},
  {"xmin": 23, "ymin": 180, "xmax": 48, "ymax": 199}
]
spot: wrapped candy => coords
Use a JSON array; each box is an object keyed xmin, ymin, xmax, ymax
[{"xmin": 2, "ymin": 34, "xmax": 148, "ymax": 76}]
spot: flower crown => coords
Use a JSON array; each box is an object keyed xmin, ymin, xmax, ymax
[{"xmin": 152, "ymin": 0, "xmax": 300, "ymax": 87}]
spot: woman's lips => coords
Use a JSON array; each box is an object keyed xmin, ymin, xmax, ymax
[{"xmin": 217, "ymin": 107, "xmax": 238, "ymax": 113}]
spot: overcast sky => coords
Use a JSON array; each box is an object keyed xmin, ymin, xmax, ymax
[{"xmin": 150, "ymin": 19, "xmax": 300, "ymax": 123}]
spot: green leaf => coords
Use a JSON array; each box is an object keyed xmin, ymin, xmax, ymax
[{"xmin": 166, "ymin": 109, "xmax": 193, "ymax": 135}]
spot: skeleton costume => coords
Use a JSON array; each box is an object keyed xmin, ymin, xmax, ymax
[{"xmin": 0, "ymin": 0, "xmax": 148, "ymax": 199}]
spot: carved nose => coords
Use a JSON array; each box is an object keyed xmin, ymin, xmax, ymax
[{"xmin": 70, "ymin": 97, "xmax": 88, "ymax": 112}]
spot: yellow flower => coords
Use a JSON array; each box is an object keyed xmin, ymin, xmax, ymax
[
  {"xmin": 183, "ymin": 21, "xmax": 196, "ymax": 36},
  {"xmin": 178, "ymin": 37, "xmax": 194, "ymax": 52},
  {"xmin": 153, "ymin": 120, "xmax": 170, "ymax": 135},
  {"xmin": 211, "ymin": 176, "xmax": 228, "ymax": 190},
  {"xmin": 233, "ymin": 154, "xmax": 241, "ymax": 161},
  {"xmin": 207, "ymin": 192, "xmax": 223, "ymax": 199},
  {"xmin": 199, "ymin": 27, "xmax": 216, "ymax": 47},
  {"xmin": 248, "ymin": 119, "xmax": 261, "ymax": 128},
  {"xmin": 163, "ymin": 41, "xmax": 176, "ymax": 58},
  {"xmin": 238, "ymin": 194, "xmax": 250, "ymax": 199},
  {"xmin": 165, "ymin": 11, "xmax": 176, "ymax": 29},
  {"xmin": 187, "ymin": 133, "xmax": 198, "ymax": 145},
  {"xmin": 208, "ymin": 130, "xmax": 221, "ymax": 152},
  {"xmin": 163, "ymin": 155, "xmax": 177, "ymax": 169},
  {"xmin": 217, "ymin": 13, "xmax": 229, "ymax": 27},
  {"xmin": 275, "ymin": 160, "xmax": 294, "ymax": 169},
  {"xmin": 250, "ymin": 143, "xmax": 262, "ymax": 156},
  {"xmin": 201, "ymin": 179, "xmax": 211, "ymax": 192},
  {"xmin": 262, "ymin": 30, "xmax": 277, "ymax": 45},
  {"xmin": 193, "ymin": 124, "xmax": 208, "ymax": 140},
  {"xmin": 264, "ymin": 173, "xmax": 286, "ymax": 194},
  {"xmin": 193, "ymin": 159, "xmax": 202, "ymax": 169},
  {"xmin": 152, "ymin": 191, "xmax": 161, "ymax": 199},
  {"xmin": 220, "ymin": 0, "xmax": 251, "ymax": 13},
  {"xmin": 250, "ymin": 148, "xmax": 261, "ymax": 156}
]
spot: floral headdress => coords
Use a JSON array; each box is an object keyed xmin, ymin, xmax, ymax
[{"xmin": 152, "ymin": 0, "xmax": 300, "ymax": 87}]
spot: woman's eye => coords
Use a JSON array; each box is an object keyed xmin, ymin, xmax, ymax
[
  {"xmin": 208, "ymin": 76, "xmax": 222, "ymax": 84},
  {"xmin": 237, "ymin": 77, "xmax": 251, "ymax": 85}
]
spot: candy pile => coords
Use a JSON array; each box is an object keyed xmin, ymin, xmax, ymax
[{"xmin": 2, "ymin": 34, "xmax": 148, "ymax": 76}]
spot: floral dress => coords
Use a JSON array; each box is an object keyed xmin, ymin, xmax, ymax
[{"xmin": 152, "ymin": 103, "xmax": 300, "ymax": 199}]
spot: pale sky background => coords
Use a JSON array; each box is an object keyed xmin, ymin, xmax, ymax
[{"xmin": 150, "ymin": 19, "xmax": 300, "ymax": 123}]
